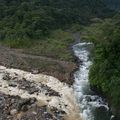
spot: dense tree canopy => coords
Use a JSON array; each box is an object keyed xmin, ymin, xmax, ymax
[
  {"xmin": 0, "ymin": 0, "xmax": 112, "ymax": 41},
  {"xmin": 81, "ymin": 14, "xmax": 120, "ymax": 118}
]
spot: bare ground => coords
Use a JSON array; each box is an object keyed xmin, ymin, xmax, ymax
[{"xmin": 0, "ymin": 44, "xmax": 76, "ymax": 85}]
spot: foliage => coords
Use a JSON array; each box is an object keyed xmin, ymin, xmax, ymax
[
  {"xmin": 24, "ymin": 29, "xmax": 74, "ymax": 61},
  {"xmin": 81, "ymin": 14, "xmax": 120, "ymax": 116},
  {"xmin": 0, "ymin": 0, "xmax": 114, "ymax": 61},
  {"xmin": 2, "ymin": 29, "xmax": 74, "ymax": 61},
  {"xmin": 0, "ymin": 0, "xmax": 113, "ymax": 41}
]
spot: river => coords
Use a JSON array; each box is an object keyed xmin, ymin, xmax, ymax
[{"xmin": 73, "ymin": 42, "xmax": 112, "ymax": 120}]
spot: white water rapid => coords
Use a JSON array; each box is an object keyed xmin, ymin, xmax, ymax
[{"xmin": 73, "ymin": 42, "xmax": 111, "ymax": 120}]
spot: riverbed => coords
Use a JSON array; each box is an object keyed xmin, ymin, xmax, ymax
[{"xmin": 73, "ymin": 42, "xmax": 112, "ymax": 120}]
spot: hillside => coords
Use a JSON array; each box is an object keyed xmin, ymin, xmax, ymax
[
  {"xmin": 0, "ymin": 0, "xmax": 113, "ymax": 80},
  {"xmin": 81, "ymin": 14, "xmax": 120, "ymax": 119},
  {"xmin": 0, "ymin": 0, "xmax": 112, "ymax": 45}
]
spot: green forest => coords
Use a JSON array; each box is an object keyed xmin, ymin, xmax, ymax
[
  {"xmin": 81, "ymin": 14, "xmax": 120, "ymax": 118},
  {"xmin": 0, "ymin": 0, "xmax": 113, "ymax": 61},
  {"xmin": 0, "ymin": 0, "xmax": 112, "ymax": 42}
]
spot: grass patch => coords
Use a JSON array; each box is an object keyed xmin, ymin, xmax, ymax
[{"xmin": 1, "ymin": 29, "xmax": 74, "ymax": 61}]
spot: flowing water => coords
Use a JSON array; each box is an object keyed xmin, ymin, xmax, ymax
[{"xmin": 73, "ymin": 42, "xmax": 112, "ymax": 120}]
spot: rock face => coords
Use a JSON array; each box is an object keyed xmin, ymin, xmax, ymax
[
  {"xmin": 0, "ymin": 66, "xmax": 81, "ymax": 120},
  {"xmin": 0, "ymin": 93, "xmax": 64, "ymax": 120}
]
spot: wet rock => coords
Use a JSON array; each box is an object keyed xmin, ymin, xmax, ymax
[
  {"xmin": 0, "ymin": 93, "xmax": 65, "ymax": 120},
  {"xmin": 44, "ymin": 112, "xmax": 53, "ymax": 119},
  {"xmin": 21, "ymin": 105, "xmax": 29, "ymax": 112},
  {"xmin": 17, "ymin": 98, "xmax": 37, "ymax": 111},
  {"xmin": 8, "ymin": 83, "xmax": 17, "ymax": 87},
  {"xmin": 14, "ymin": 72, "xmax": 18, "ymax": 76},
  {"xmin": 4, "ymin": 86, "xmax": 7, "ymax": 88},
  {"xmin": 31, "ymin": 69, "xmax": 39, "ymax": 74},
  {"xmin": 28, "ymin": 88, "xmax": 39, "ymax": 94},
  {"xmin": 22, "ymin": 77, "xmax": 27, "ymax": 81},
  {"xmin": 0, "ymin": 92, "xmax": 65, "ymax": 120},
  {"xmin": 41, "ymin": 84, "xmax": 60, "ymax": 97},
  {"xmin": 17, "ymin": 79, "xmax": 60, "ymax": 97},
  {"xmin": 11, "ymin": 99, "xmax": 15, "ymax": 104},
  {"xmin": 64, "ymin": 104, "xmax": 68, "ymax": 107},
  {"xmin": 85, "ymin": 96, "xmax": 92, "ymax": 102},
  {"xmin": 30, "ymin": 98, "xmax": 37, "ymax": 104},
  {"xmin": 98, "ymin": 106, "xmax": 107, "ymax": 111},
  {"xmin": 51, "ymin": 106, "xmax": 66, "ymax": 119},
  {"xmin": 110, "ymin": 115, "xmax": 115, "ymax": 120},
  {"xmin": 10, "ymin": 109, "xmax": 17, "ymax": 115},
  {"xmin": 48, "ymin": 90, "xmax": 60, "ymax": 96},
  {"xmin": 3, "ymin": 73, "xmax": 11, "ymax": 80},
  {"xmin": 60, "ymin": 110, "xmax": 66, "ymax": 114}
]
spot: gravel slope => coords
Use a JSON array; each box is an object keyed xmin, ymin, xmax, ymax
[{"xmin": 0, "ymin": 44, "xmax": 76, "ymax": 85}]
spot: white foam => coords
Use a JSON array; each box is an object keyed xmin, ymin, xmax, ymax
[{"xmin": 73, "ymin": 42, "xmax": 109, "ymax": 120}]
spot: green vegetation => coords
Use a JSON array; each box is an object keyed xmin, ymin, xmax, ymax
[
  {"xmin": 0, "ymin": 0, "xmax": 113, "ymax": 61},
  {"xmin": 2, "ymin": 29, "xmax": 74, "ymax": 61},
  {"xmin": 0, "ymin": 0, "xmax": 112, "ymax": 39},
  {"xmin": 81, "ymin": 14, "xmax": 120, "ymax": 117},
  {"xmin": 23, "ymin": 29, "xmax": 74, "ymax": 61}
]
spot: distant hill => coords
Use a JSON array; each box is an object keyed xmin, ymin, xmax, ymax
[
  {"xmin": 0, "ymin": 0, "xmax": 113, "ymax": 41},
  {"xmin": 104, "ymin": 0, "xmax": 120, "ymax": 10}
]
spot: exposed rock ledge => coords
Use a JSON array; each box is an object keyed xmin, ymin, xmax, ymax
[{"xmin": 0, "ymin": 66, "xmax": 81, "ymax": 120}]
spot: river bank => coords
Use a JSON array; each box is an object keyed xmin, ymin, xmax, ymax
[{"xmin": 80, "ymin": 17, "xmax": 120, "ymax": 119}]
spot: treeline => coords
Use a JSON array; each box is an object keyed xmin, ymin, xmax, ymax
[
  {"xmin": 81, "ymin": 14, "xmax": 120, "ymax": 118},
  {"xmin": 0, "ymin": 0, "xmax": 113, "ymax": 41},
  {"xmin": 104, "ymin": 0, "xmax": 120, "ymax": 10}
]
